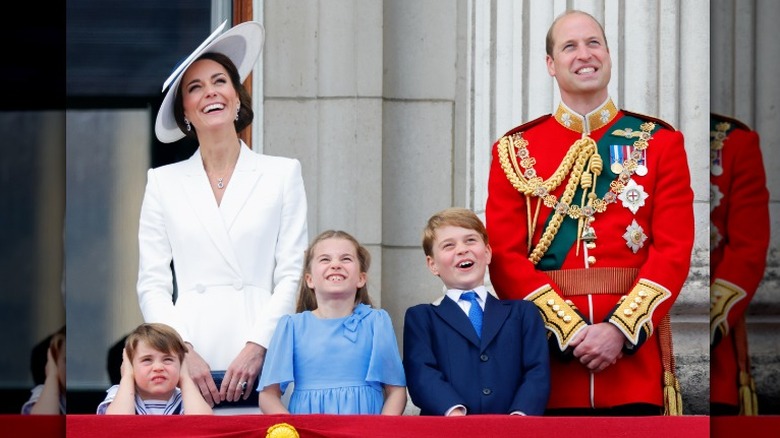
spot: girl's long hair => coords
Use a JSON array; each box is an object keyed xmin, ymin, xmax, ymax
[{"xmin": 296, "ymin": 230, "xmax": 373, "ymax": 312}]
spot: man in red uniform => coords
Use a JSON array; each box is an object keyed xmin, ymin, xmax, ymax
[
  {"xmin": 709, "ymin": 113, "xmax": 770, "ymax": 416},
  {"xmin": 486, "ymin": 10, "xmax": 695, "ymax": 415}
]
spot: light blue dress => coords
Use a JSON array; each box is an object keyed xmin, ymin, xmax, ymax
[{"xmin": 258, "ymin": 303, "xmax": 406, "ymax": 414}]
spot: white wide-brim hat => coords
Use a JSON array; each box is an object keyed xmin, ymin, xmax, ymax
[{"xmin": 155, "ymin": 20, "xmax": 265, "ymax": 143}]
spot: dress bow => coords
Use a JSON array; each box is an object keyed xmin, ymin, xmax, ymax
[{"xmin": 343, "ymin": 303, "xmax": 371, "ymax": 342}]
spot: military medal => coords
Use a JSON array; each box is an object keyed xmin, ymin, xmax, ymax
[
  {"xmin": 632, "ymin": 147, "xmax": 648, "ymax": 176},
  {"xmin": 611, "ymin": 127, "xmax": 651, "ymax": 176},
  {"xmin": 618, "ymin": 178, "xmax": 648, "ymax": 214},
  {"xmin": 623, "ymin": 219, "xmax": 647, "ymax": 253},
  {"xmin": 711, "ymin": 165, "xmax": 723, "ymax": 176},
  {"xmin": 710, "ymin": 149, "xmax": 723, "ymax": 176},
  {"xmin": 610, "ymin": 144, "xmax": 647, "ymax": 176},
  {"xmin": 609, "ymin": 145, "xmax": 625, "ymax": 174}
]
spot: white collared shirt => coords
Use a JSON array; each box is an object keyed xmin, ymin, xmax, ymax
[{"xmin": 446, "ymin": 285, "xmax": 487, "ymax": 317}]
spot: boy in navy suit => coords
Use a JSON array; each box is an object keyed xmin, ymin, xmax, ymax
[{"xmin": 403, "ymin": 207, "xmax": 550, "ymax": 415}]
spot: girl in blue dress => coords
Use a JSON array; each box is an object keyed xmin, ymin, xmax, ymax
[{"xmin": 257, "ymin": 230, "xmax": 407, "ymax": 415}]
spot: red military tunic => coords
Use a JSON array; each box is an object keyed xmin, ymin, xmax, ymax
[
  {"xmin": 709, "ymin": 113, "xmax": 770, "ymax": 408},
  {"xmin": 486, "ymin": 98, "xmax": 694, "ymax": 410}
]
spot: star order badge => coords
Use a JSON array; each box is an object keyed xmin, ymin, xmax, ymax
[
  {"xmin": 618, "ymin": 178, "xmax": 648, "ymax": 214},
  {"xmin": 623, "ymin": 219, "xmax": 647, "ymax": 253},
  {"xmin": 710, "ymin": 220, "xmax": 722, "ymax": 250},
  {"xmin": 710, "ymin": 184, "xmax": 723, "ymax": 212}
]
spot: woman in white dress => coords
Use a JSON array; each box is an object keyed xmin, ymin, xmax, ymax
[{"xmin": 137, "ymin": 20, "xmax": 308, "ymax": 412}]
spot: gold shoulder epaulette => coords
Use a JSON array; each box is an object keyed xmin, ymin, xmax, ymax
[
  {"xmin": 711, "ymin": 113, "xmax": 752, "ymax": 131},
  {"xmin": 499, "ymin": 114, "xmax": 552, "ymax": 139},
  {"xmin": 622, "ymin": 109, "xmax": 676, "ymax": 131}
]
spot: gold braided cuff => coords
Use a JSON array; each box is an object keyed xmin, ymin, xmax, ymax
[
  {"xmin": 609, "ymin": 279, "xmax": 671, "ymax": 345},
  {"xmin": 525, "ymin": 285, "xmax": 586, "ymax": 350},
  {"xmin": 710, "ymin": 278, "xmax": 747, "ymax": 344}
]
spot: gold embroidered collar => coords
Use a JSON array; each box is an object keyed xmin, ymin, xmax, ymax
[{"xmin": 554, "ymin": 98, "xmax": 618, "ymax": 134}]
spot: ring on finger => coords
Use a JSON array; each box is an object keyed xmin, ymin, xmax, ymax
[{"xmin": 238, "ymin": 381, "xmax": 248, "ymax": 391}]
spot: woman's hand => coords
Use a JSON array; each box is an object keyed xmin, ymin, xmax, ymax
[
  {"xmin": 177, "ymin": 356, "xmax": 214, "ymax": 415},
  {"xmin": 220, "ymin": 342, "xmax": 266, "ymax": 402},
  {"xmin": 184, "ymin": 344, "xmax": 220, "ymax": 406}
]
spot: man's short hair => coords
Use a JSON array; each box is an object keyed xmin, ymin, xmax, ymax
[{"xmin": 545, "ymin": 10, "xmax": 609, "ymax": 57}]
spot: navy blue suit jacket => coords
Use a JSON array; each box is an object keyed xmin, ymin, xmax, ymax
[{"xmin": 403, "ymin": 292, "xmax": 550, "ymax": 415}]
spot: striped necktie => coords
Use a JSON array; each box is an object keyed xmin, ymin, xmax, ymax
[{"xmin": 460, "ymin": 291, "xmax": 483, "ymax": 338}]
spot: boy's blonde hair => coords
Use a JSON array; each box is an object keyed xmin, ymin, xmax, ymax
[
  {"xmin": 422, "ymin": 207, "xmax": 489, "ymax": 257},
  {"xmin": 124, "ymin": 323, "xmax": 187, "ymax": 363},
  {"xmin": 296, "ymin": 230, "xmax": 374, "ymax": 312}
]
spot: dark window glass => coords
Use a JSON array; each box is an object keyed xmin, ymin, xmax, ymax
[{"xmin": 67, "ymin": 0, "xmax": 211, "ymax": 98}]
